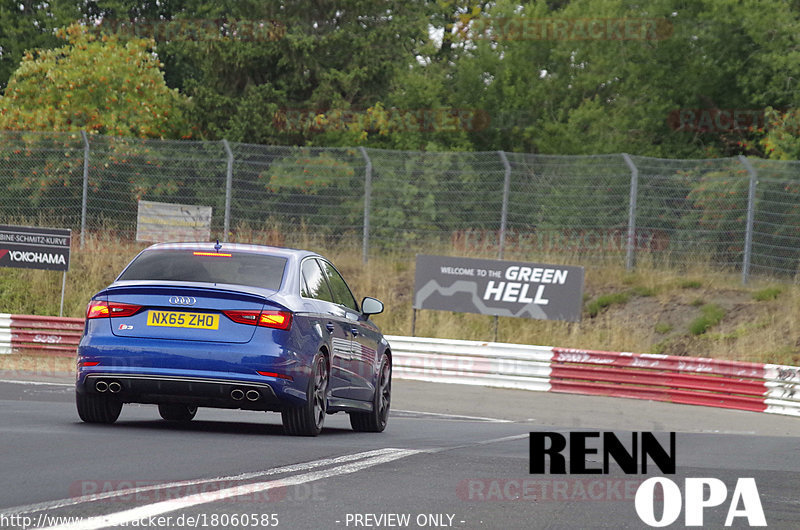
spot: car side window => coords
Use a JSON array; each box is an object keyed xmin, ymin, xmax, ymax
[
  {"xmin": 319, "ymin": 260, "xmax": 359, "ymax": 312},
  {"xmin": 300, "ymin": 259, "xmax": 334, "ymax": 303}
]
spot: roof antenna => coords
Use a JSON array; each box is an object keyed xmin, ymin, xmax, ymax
[{"xmin": 214, "ymin": 239, "xmax": 222, "ymax": 252}]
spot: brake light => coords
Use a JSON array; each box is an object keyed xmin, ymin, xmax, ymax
[
  {"xmin": 193, "ymin": 251, "xmax": 232, "ymax": 257},
  {"xmin": 260, "ymin": 312, "xmax": 290, "ymax": 328},
  {"xmin": 223, "ymin": 310, "xmax": 292, "ymax": 330},
  {"xmin": 87, "ymin": 301, "xmax": 142, "ymax": 319},
  {"xmin": 79, "ymin": 361, "xmax": 100, "ymax": 368},
  {"xmin": 87, "ymin": 301, "xmax": 109, "ymax": 319}
]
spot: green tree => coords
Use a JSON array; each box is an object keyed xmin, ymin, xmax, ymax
[
  {"xmin": 0, "ymin": 22, "xmax": 194, "ymax": 218},
  {"xmin": 762, "ymin": 107, "xmax": 800, "ymax": 160},
  {"xmin": 86, "ymin": 0, "xmax": 434, "ymax": 145},
  {"xmin": 430, "ymin": 0, "xmax": 800, "ymax": 157},
  {"xmin": 0, "ymin": 0, "xmax": 83, "ymax": 90},
  {"xmin": 0, "ymin": 23, "xmax": 191, "ymax": 138}
]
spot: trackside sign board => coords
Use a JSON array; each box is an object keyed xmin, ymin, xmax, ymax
[
  {"xmin": 414, "ymin": 255, "xmax": 584, "ymax": 322},
  {"xmin": 136, "ymin": 200, "xmax": 212, "ymax": 243},
  {"xmin": 0, "ymin": 225, "xmax": 71, "ymax": 272}
]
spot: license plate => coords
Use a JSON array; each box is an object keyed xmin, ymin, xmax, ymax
[{"xmin": 147, "ymin": 310, "xmax": 219, "ymax": 330}]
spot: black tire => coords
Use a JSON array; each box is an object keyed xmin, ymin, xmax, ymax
[
  {"xmin": 349, "ymin": 353, "xmax": 391, "ymax": 433},
  {"xmin": 76, "ymin": 391, "xmax": 122, "ymax": 424},
  {"xmin": 281, "ymin": 352, "xmax": 328, "ymax": 436},
  {"xmin": 158, "ymin": 403, "xmax": 198, "ymax": 422}
]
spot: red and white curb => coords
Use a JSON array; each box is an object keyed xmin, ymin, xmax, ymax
[
  {"xmin": 387, "ymin": 335, "xmax": 800, "ymax": 417},
  {"xmin": 0, "ymin": 314, "xmax": 83, "ymax": 356}
]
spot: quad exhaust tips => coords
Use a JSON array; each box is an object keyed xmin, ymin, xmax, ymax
[{"xmin": 94, "ymin": 379, "xmax": 257, "ymax": 400}]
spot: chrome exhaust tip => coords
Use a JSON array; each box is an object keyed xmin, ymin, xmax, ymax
[
  {"xmin": 95, "ymin": 380, "xmax": 108, "ymax": 393},
  {"xmin": 245, "ymin": 390, "xmax": 260, "ymax": 402},
  {"xmin": 108, "ymin": 381, "xmax": 122, "ymax": 393},
  {"xmin": 231, "ymin": 389, "xmax": 245, "ymax": 400}
]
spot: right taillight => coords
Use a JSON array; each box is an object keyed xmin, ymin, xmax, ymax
[{"xmin": 223, "ymin": 310, "xmax": 292, "ymax": 330}]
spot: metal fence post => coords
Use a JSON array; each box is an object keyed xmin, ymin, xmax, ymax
[
  {"xmin": 739, "ymin": 155, "xmax": 758, "ymax": 285},
  {"xmin": 80, "ymin": 130, "xmax": 89, "ymax": 249},
  {"xmin": 498, "ymin": 151, "xmax": 511, "ymax": 260},
  {"xmin": 359, "ymin": 147, "xmax": 373, "ymax": 264},
  {"xmin": 622, "ymin": 153, "xmax": 639, "ymax": 271},
  {"xmin": 222, "ymin": 139, "xmax": 234, "ymax": 242}
]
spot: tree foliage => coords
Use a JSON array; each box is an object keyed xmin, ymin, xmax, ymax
[
  {"xmin": 0, "ymin": 23, "xmax": 190, "ymax": 138},
  {"xmin": 430, "ymin": 0, "xmax": 800, "ymax": 157},
  {"xmin": 762, "ymin": 108, "xmax": 800, "ymax": 160},
  {"xmin": 2, "ymin": 1, "xmax": 800, "ymax": 157},
  {"xmin": 0, "ymin": 0, "xmax": 82, "ymax": 91},
  {"xmin": 92, "ymin": 0, "xmax": 436, "ymax": 145}
]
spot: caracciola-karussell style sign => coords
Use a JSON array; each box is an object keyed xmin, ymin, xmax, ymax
[
  {"xmin": 0, "ymin": 225, "xmax": 71, "ymax": 272},
  {"xmin": 413, "ymin": 254, "xmax": 584, "ymax": 322}
]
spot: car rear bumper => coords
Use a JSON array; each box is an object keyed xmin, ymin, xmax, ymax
[{"xmin": 76, "ymin": 372, "xmax": 291, "ymax": 412}]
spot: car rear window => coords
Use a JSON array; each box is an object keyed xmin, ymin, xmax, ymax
[{"xmin": 117, "ymin": 250, "xmax": 287, "ymax": 291}]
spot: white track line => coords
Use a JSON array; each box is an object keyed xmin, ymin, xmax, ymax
[
  {"xmin": 41, "ymin": 449, "xmax": 422, "ymax": 530},
  {"xmin": 6, "ymin": 432, "xmax": 530, "ymax": 529},
  {"xmin": 1, "ymin": 448, "xmax": 403, "ymax": 517},
  {"xmin": 0, "ymin": 379, "xmax": 72, "ymax": 387},
  {"xmin": 393, "ymin": 408, "xmax": 512, "ymax": 423},
  {"xmin": 433, "ymin": 433, "xmax": 529, "ymax": 452}
]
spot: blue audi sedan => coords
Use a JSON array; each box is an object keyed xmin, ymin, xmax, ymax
[{"xmin": 75, "ymin": 242, "xmax": 391, "ymax": 436}]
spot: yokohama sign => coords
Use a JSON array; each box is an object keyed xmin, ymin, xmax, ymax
[{"xmin": 0, "ymin": 225, "xmax": 71, "ymax": 272}]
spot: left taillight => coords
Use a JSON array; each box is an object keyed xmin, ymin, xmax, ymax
[
  {"xmin": 86, "ymin": 301, "xmax": 142, "ymax": 319},
  {"xmin": 223, "ymin": 310, "xmax": 292, "ymax": 330}
]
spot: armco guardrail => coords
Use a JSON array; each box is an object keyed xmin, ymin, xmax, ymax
[
  {"xmin": 387, "ymin": 335, "xmax": 800, "ymax": 418},
  {"xmin": 1, "ymin": 316, "xmax": 797, "ymax": 417},
  {"xmin": 0, "ymin": 313, "xmax": 84, "ymax": 356}
]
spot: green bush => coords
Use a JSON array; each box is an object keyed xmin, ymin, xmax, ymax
[
  {"xmin": 752, "ymin": 287, "xmax": 782, "ymax": 301},
  {"xmin": 632, "ymin": 285, "xmax": 658, "ymax": 297},
  {"xmin": 654, "ymin": 322, "xmax": 672, "ymax": 334},
  {"xmin": 586, "ymin": 291, "xmax": 630, "ymax": 318},
  {"xmin": 689, "ymin": 304, "xmax": 726, "ymax": 335}
]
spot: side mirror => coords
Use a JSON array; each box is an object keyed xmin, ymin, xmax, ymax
[{"xmin": 361, "ymin": 297, "xmax": 384, "ymax": 317}]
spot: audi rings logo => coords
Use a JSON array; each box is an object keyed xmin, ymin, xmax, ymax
[{"xmin": 168, "ymin": 296, "xmax": 197, "ymax": 306}]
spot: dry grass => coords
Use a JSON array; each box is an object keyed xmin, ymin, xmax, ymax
[
  {"xmin": 1, "ymin": 236, "xmax": 797, "ymax": 366},
  {"xmin": 0, "ymin": 353, "xmax": 75, "ymax": 375}
]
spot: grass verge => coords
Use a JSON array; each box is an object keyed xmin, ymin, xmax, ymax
[{"xmin": 1, "ymin": 235, "xmax": 798, "ymax": 366}]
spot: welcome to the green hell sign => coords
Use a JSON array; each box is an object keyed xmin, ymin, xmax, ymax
[{"xmin": 414, "ymin": 255, "xmax": 584, "ymax": 322}]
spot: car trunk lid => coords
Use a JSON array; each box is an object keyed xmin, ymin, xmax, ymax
[{"xmin": 103, "ymin": 284, "xmax": 279, "ymax": 344}]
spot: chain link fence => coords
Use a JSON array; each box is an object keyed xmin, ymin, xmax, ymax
[{"xmin": 1, "ymin": 130, "xmax": 799, "ymax": 282}]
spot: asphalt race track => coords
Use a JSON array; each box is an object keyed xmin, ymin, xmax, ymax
[{"xmin": 0, "ymin": 375, "xmax": 798, "ymax": 529}]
